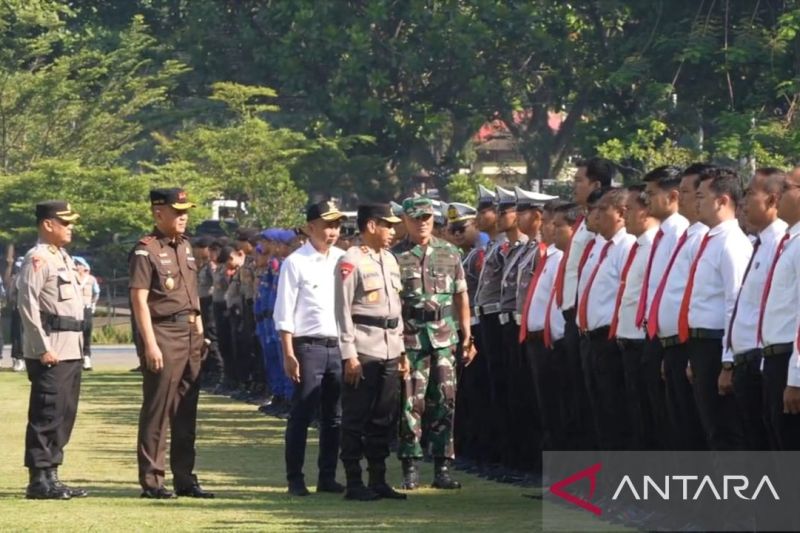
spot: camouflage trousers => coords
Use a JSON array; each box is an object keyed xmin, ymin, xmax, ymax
[{"xmin": 398, "ymin": 340, "xmax": 457, "ymax": 459}]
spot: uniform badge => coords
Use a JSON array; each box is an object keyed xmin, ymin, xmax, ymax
[
  {"xmin": 31, "ymin": 256, "xmax": 44, "ymax": 272},
  {"xmin": 340, "ymin": 262, "xmax": 355, "ymax": 280},
  {"xmin": 165, "ymin": 276, "xmax": 175, "ymax": 290},
  {"xmin": 47, "ymin": 245, "xmax": 57, "ymax": 254},
  {"xmin": 367, "ymin": 291, "xmax": 379, "ymax": 303}
]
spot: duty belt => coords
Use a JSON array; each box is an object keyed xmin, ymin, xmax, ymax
[
  {"xmin": 474, "ymin": 302, "xmax": 501, "ymax": 316},
  {"xmin": 40, "ymin": 313, "xmax": 84, "ymax": 333},
  {"xmin": 498, "ymin": 312, "xmax": 517, "ymax": 326},
  {"xmin": 153, "ymin": 312, "xmax": 197, "ymax": 324},
  {"xmin": 294, "ymin": 336, "xmax": 338, "ymax": 348},
  {"xmin": 352, "ymin": 315, "xmax": 400, "ymax": 329},
  {"xmin": 762, "ymin": 343, "xmax": 793, "ymax": 357},
  {"xmin": 407, "ymin": 305, "xmax": 452, "ymax": 323},
  {"xmin": 581, "ymin": 326, "xmax": 611, "ymax": 341},
  {"xmin": 733, "ymin": 349, "xmax": 762, "ymax": 367}
]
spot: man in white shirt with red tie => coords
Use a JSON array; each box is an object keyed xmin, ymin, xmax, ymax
[
  {"xmin": 519, "ymin": 200, "xmax": 567, "ymax": 450},
  {"xmin": 640, "ymin": 165, "xmax": 689, "ymax": 449},
  {"xmin": 648, "ymin": 165, "xmax": 710, "ymax": 450},
  {"xmin": 577, "ymin": 188, "xmax": 635, "ymax": 449},
  {"xmin": 727, "ymin": 168, "xmax": 787, "ymax": 450},
  {"xmin": 558, "ymin": 157, "xmax": 614, "ymax": 448},
  {"xmin": 610, "ymin": 184, "xmax": 660, "ymax": 449},
  {"xmin": 681, "ymin": 167, "xmax": 751, "ymax": 450},
  {"xmin": 762, "ymin": 166, "xmax": 800, "ymax": 449}
]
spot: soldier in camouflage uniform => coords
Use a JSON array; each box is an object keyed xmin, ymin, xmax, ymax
[{"xmin": 392, "ymin": 197, "xmax": 476, "ymax": 490}]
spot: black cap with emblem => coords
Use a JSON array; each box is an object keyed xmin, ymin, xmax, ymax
[
  {"xmin": 36, "ymin": 200, "xmax": 80, "ymax": 223},
  {"xmin": 150, "ymin": 188, "xmax": 196, "ymax": 210},
  {"xmin": 306, "ymin": 199, "xmax": 347, "ymax": 222},
  {"xmin": 356, "ymin": 203, "xmax": 402, "ymax": 227}
]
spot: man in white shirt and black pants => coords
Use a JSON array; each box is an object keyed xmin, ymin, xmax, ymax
[
  {"xmin": 274, "ymin": 200, "xmax": 347, "ymax": 496},
  {"xmin": 728, "ymin": 168, "xmax": 787, "ymax": 450},
  {"xmin": 681, "ymin": 167, "xmax": 750, "ymax": 450}
]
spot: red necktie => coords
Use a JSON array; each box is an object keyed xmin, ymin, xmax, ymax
[
  {"xmin": 518, "ymin": 246, "xmax": 549, "ymax": 343},
  {"xmin": 578, "ymin": 240, "xmax": 613, "ymax": 332},
  {"xmin": 635, "ymin": 229, "xmax": 663, "ymax": 328},
  {"xmin": 608, "ymin": 242, "xmax": 640, "ymax": 339},
  {"xmin": 757, "ymin": 233, "xmax": 791, "ymax": 344},
  {"xmin": 727, "ymin": 237, "xmax": 760, "ymax": 350},
  {"xmin": 646, "ymin": 230, "xmax": 689, "ymax": 338},
  {"xmin": 544, "ymin": 254, "xmax": 568, "ymax": 348},
  {"xmin": 555, "ymin": 215, "xmax": 585, "ymax": 308},
  {"xmin": 677, "ymin": 234, "xmax": 713, "ymax": 343}
]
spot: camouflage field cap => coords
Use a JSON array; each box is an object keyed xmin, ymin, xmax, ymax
[{"xmin": 402, "ymin": 197, "xmax": 435, "ymax": 219}]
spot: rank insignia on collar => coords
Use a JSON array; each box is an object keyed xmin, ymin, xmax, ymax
[{"xmin": 47, "ymin": 245, "xmax": 57, "ymax": 254}]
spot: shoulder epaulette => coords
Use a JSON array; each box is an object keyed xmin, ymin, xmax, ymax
[{"xmin": 138, "ymin": 235, "xmax": 156, "ymax": 245}]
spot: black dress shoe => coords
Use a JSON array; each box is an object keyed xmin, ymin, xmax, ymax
[
  {"xmin": 176, "ymin": 484, "xmax": 214, "ymax": 498},
  {"xmin": 369, "ymin": 483, "xmax": 407, "ymax": 500},
  {"xmin": 316, "ymin": 480, "xmax": 345, "ymax": 493},
  {"xmin": 141, "ymin": 487, "xmax": 176, "ymax": 499},
  {"xmin": 344, "ymin": 485, "xmax": 381, "ymax": 501},
  {"xmin": 287, "ymin": 481, "xmax": 310, "ymax": 496}
]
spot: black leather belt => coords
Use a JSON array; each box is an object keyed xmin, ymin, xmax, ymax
[
  {"xmin": 406, "ymin": 305, "xmax": 452, "ymax": 323},
  {"xmin": 525, "ymin": 330, "xmax": 545, "ymax": 342},
  {"xmin": 153, "ymin": 312, "xmax": 197, "ymax": 324},
  {"xmin": 763, "ymin": 343, "xmax": 793, "ymax": 357},
  {"xmin": 734, "ymin": 349, "xmax": 762, "ymax": 367},
  {"xmin": 582, "ymin": 326, "xmax": 611, "ymax": 341},
  {"xmin": 660, "ymin": 335, "xmax": 681, "ymax": 348},
  {"xmin": 617, "ymin": 337, "xmax": 646, "ymax": 351},
  {"xmin": 687, "ymin": 328, "xmax": 724, "ymax": 340},
  {"xmin": 295, "ymin": 336, "xmax": 338, "ymax": 348},
  {"xmin": 352, "ymin": 315, "xmax": 400, "ymax": 329},
  {"xmin": 40, "ymin": 313, "xmax": 84, "ymax": 332},
  {"xmin": 256, "ymin": 310, "xmax": 274, "ymax": 321}
]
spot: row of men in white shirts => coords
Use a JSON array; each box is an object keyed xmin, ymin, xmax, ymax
[{"xmin": 518, "ymin": 161, "xmax": 800, "ymax": 452}]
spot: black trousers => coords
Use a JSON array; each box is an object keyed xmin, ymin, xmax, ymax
[
  {"xmin": 587, "ymin": 334, "xmax": 630, "ymax": 450},
  {"xmin": 212, "ymin": 302, "xmax": 235, "ymax": 386},
  {"xmin": 199, "ymin": 296, "xmax": 223, "ymax": 375},
  {"xmin": 641, "ymin": 337, "xmax": 671, "ymax": 449},
  {"xmin": 501, "ymin": 320, "xmax": 535, "ymax": 468},
  {"xmin": 25, "ymin": 359, "xmax": 82, "ymax": 468},
  {"xmin": 10, "ymin": 306, "xmax": 23, "ymax": 359},
  {"xmin": 454, "ymin": 325, "xmax": 492, "ymax": 463},
  {"xmin": 562, "ymin": 309, "xmax": 595, "ymax": 450},
  {"xmin": 732, "ymin": 350, "xmax": 769, "ymax": 450},
  {"xmin": 285, "ymin": 339, "xmax": 342, "ymax": 484},
  {"xmin": 686, "ymin": 338, "xmax": 744, "ymax": 450},
  {"xmin": 526, "ymin": 335, "xmax": 567, "ymax": 451},
  {"xmin": 762, "ymin": 351, "xmax": 800, "ymax": 450},
  {"xmin": 341, "ymin": 355, "xmax": 399, "ymax": 469},
  {"xmin": 81, "ymin": 308, "xmax": 93, "ymax": 357},
  {"xmin": 479, "ymin": 312, "xmax": 506, "ymax": 463},
  {"xmin": 662, "ymin": 342, "xmax": 707, "ymax": 450}
]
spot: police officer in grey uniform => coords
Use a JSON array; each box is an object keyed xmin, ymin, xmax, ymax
[
  {"xmin": 18, "ymin": 201, "xmax": 88, "ymax": 500},
  {"xmin": 335, "ymin": 204, "xmax": 407, "ymax": 501},
  {"xmin": 495, "ymin": 186, "xmax": 530, "ymax": 470}
]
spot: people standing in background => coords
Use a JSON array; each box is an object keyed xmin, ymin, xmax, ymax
[{"xmin": 73, "ymin": 256, "xmax": 99, "ymax": 371}]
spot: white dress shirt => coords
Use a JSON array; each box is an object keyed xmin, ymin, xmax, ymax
[
  {"xmin": 729, "ymin": 218, "xmax": 788, "ymax": 354},
  {"xmin": 617, "ymin": 227, "xmax": 658, "ymax": 340},
  {"xmin": 561, "ymin": 217, "xmax": 595, "ymax": 311},
  {"xmin": 575, "ymin": 234, "xmax": 606, "ymax": 325},
  {"xmin": 686, "ymin": 219, "xmax": 752, "ymax": 362},
  {"xmin": 526, "ymin": 245, "xmax": 563, "ymax": 334},
  {"xmin": 274, "ymin": 241, "xmax": 345, "ymax": 338},
  {"xmin": 644, "ymin": 212, "xmax": 689, "ymax": 314},
  {"xmin": 762, "ymin": 221, "xmax": 800, "ymax": 351},
  {"xmin": 656, "ymin": 222, "xmax": 709, "ymax": 338},
  {"xmin": 583, "ymin": 228, "xmax": 636, "ymax": 331}
]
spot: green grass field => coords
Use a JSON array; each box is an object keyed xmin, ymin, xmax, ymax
[{"xmin": 0, "ymin": 361, "xmax": 608, "ymax": 532}]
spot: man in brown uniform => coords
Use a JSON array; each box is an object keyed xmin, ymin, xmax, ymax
[
  {"xmin": 335, "ymin": 203, "xmax": 406, "ymax": 501},
  {"xmin": 129, "ymin": 188, "xmax": 214, "ymax": 499},
  {"xmin": 18, "ymin": 201, "xmax": 87, "ymax": 500}
]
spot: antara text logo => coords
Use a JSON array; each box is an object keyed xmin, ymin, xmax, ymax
[{"xmin": 549, "ymin": 463, "xmax": 780, "ymax": 516}]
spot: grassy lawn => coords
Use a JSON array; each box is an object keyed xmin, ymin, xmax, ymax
[{"xmin": 0, "ymin": 361, "xmax": 601, "ymax": 532}]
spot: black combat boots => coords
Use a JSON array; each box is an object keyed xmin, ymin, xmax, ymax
[
  {"xmin": 368, "ymin": 462, "xmax": 406, "ymax": 500},
  {"xmin": 45, "ymin": 467, "xmax": 88, "ymax": 498},
  {"xmin": 26, "ymin": 468, "xmax": 71, "ymax": 500},
  {"xmin": 343, "ymin": 463, "xmax": 380, "ymax": 501},
  {"xmin": 400, "ymin": 458, "xmax": 419, "ymax": 490},
  {"xmin": 432, "ymin": 458, "xmax": 461, "ymax": 489}
]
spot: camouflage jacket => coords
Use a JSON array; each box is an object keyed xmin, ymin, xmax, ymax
[{"xmin": 391, "ymin": 236, "xmax": 467, "ymax": 350}]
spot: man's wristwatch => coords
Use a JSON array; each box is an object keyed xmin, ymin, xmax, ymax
[{"xmin": 722, "ymin": 362, "xmax": 734, "ymax": 371}]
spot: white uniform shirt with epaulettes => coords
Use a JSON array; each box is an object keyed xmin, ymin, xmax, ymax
[
  {"xmin": 16, "ymin": 242, "xmax": 84, "ymax": 360},
  {"xmin": 335, "ymin": 245, "xmax": 404, "ymax": 360}
]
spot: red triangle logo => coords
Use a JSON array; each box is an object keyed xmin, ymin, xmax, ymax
[{"xmin": 549, "ymin": 462, "xmax": 603, "ymax": 516}]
